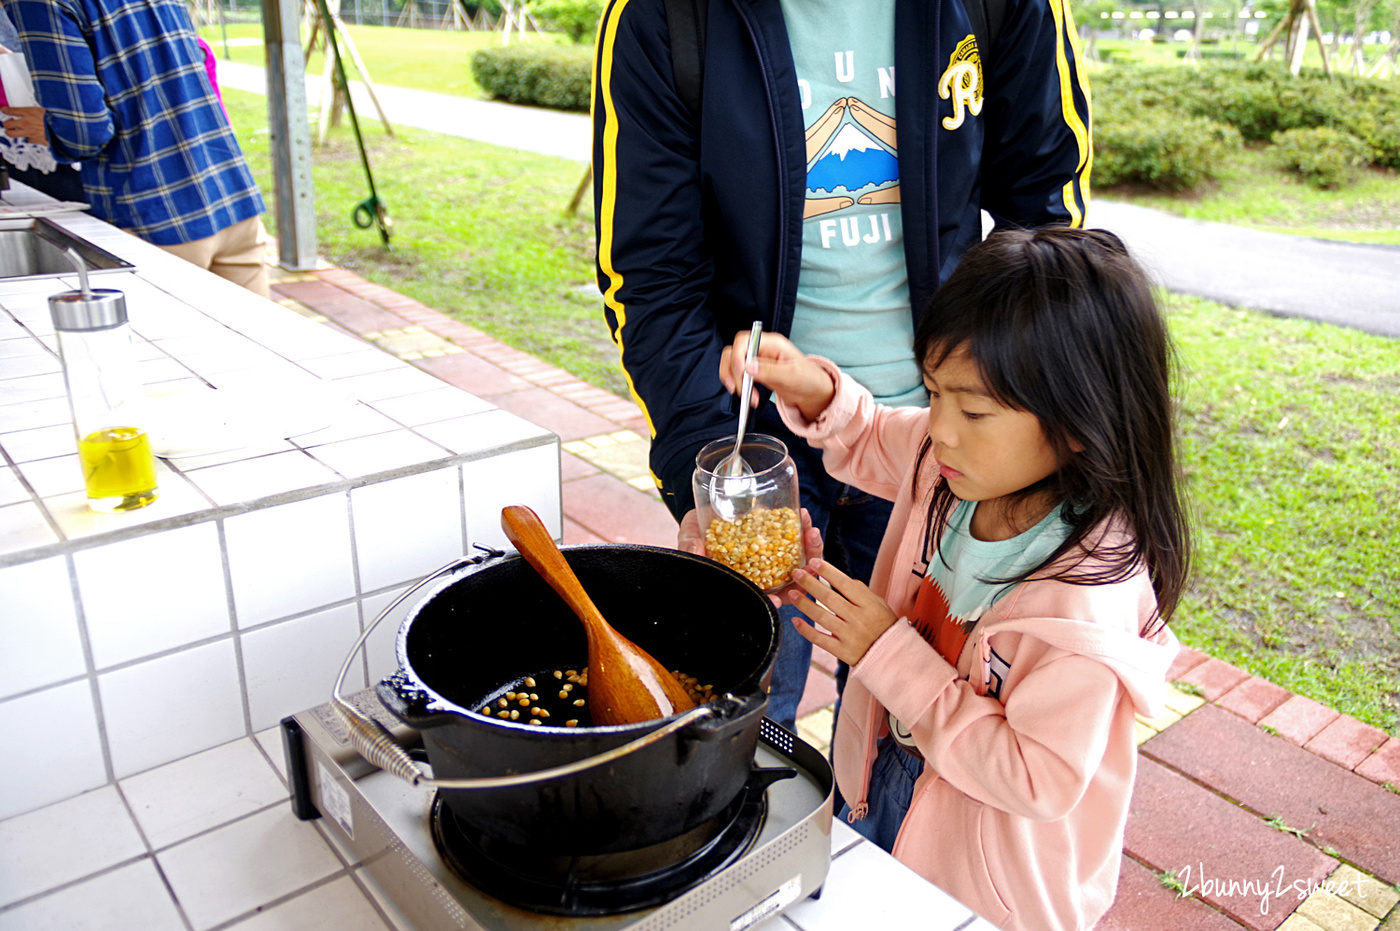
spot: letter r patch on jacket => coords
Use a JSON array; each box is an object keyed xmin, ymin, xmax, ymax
[{"xmin": 938, "ymin": 35, "xmax": 984, "ymax": 131}]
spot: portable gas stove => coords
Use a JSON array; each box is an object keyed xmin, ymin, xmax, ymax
[{"xmin": 282, "ymin": 688, "xmax": 834, "ymax": 931}]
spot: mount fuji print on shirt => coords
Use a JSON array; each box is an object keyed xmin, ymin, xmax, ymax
[{"xmin": 808, "ymin": 121, "xmax": 899, "ymax": 197}]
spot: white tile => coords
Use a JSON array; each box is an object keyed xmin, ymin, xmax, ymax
[
  {"xmin": 0, "ymin": 787, "xmax": 145, "ymax": 908},
  {"xmin": 286, "ymin": 403, "xmax": 399, "ymax": 448},
  {"xmin": 45, "ymin": 470, "xmax": 215, "ymax": 543},
  {"xmin": 0, "ymin": 395, "xmax": 70, "ymax": 432},
  {"xmin": 0, "ymin": 681, "xmax": 106, "ymax": 820},
  {"xmin": 830, "ymin": 818, "xmax": 864, "ymax": 857},
  {"xmin": 222, "ymin": 875, "xmax": 390, "ymax": 931},
  {"xmin": 295, "ymin": 348, "xmax": 404, "ymax": 380},
  {"xmin": 120, "ymin": 738, "xmax": 287, "ymax": 849},
  {"xmin": 184, "ymin": 450, "xmax": 342, "ymax": 506},
  {"xmin": 782, "ymin": 841, "xmax": 975, "ymax": 930},
  {"xmin": 98, "ymin": 640, "xmax": 245, "ymax": 778},
  {"xmin": 308, "ymin": 431, "xmax": 452, "ymax": 481},
  {"xmin": 11, "ymin": 452, "xmax": 84, "ymax": 497},
  {"xmin": 254, "ymin": 727, "xmax": 289, "ymax": 784},
  {"xmin": 0, "ymin": 556, "xmax": 85, "ymax": 699},
  {"xmin": 0, "ymin": 465, "xmax": 28, "ymax": 506},
  {"xmin": 224, "ymin": 493, "xmax": 355, "ymax": 627},
  {"xmin": 157, "ymin": 804, "xmax": 342, "ymax": 931},
  {"xmin": 0, "ymin": 500, "xmax": 59, "ymax": 555},
  {"xmin": 242, "ymin": 604, "xmax": 363, "ymax": 732},
  {"xmin": 416, "ymin": 408, "xmax": 554, "ymax": 457},
  {"xmin": 359, "ymin": 584, "xmax": 412, "ymax": 687},
  {"xmin": 352, "ymin": 468, "xmax": 463, "ymax": 591},
  {"xmin": 74, "ymin": 521, "xmax": 229, "ymax": 668},
  {"xmin": 367, "ymin": 387, "xmax": 495, "ymax": 427},
  {"xmin": 0, "ymin": 371, "xmax": 67, "ymax": 405},
  {"xmin": 0, "ymin": 422, "xmax": 73, "ymax": 462},
  {"xmin": 0, "ymin": 858, "xmax": 183, "ymax": 931},
  {"xmin": 461, "ymin": 444, "xmax": 561, "ymax": 552},
  {"xmin": 335, "ymin": 366, "xmax": 449, "ymax": 403}
]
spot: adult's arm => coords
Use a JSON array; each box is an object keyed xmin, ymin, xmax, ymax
[
  {"xmin": 978, "ymin": 0, "xmax": 1092, "ymax": 228},
  {"xmin": 593, "ymin": 0, "xmax": 736, "ymax": 520},
  {"xmin": 10, "ymin": 0, "xmax": 114, "ymax": 162}
]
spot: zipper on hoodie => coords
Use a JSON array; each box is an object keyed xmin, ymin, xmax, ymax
[{"xmin": 731, "ymin": 0, "xmax": 790, "ymax": 331}]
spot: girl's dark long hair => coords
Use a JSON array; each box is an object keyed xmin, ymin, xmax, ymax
[{"xmin": 914, "ymin": 227, "xmax": 1191, "ymax": 626}]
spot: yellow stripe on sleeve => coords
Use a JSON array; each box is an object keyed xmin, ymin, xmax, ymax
[
  {"xmin": 594, "ymin": 0, "xmax": 658, "ymax": 440},
  {"xmin": 1048, "ymin": 0, "xmax": 1090, "ymax": 226}
]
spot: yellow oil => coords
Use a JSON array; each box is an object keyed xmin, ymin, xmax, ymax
[{"xmin": 78, "ymin": 426, "xmax": 158, "ymax": 512}]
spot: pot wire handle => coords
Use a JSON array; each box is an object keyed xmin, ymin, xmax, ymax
[{"xmin": 329, "ymin": 547, "xmax": 496, "ymax": 785}]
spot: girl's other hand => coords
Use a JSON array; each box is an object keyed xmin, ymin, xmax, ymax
[
  {"xmin": 718, "ymin": 329, "xmax": 836, "ymax": 421},
  {"xmin": 787, "ymin": 558, "xmax": 898, "ymax": 666}
]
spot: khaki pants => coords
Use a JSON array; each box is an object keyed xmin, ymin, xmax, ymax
[{"xmin": 157, "ymin": 215, "xmax": 271, "ymax": 299}]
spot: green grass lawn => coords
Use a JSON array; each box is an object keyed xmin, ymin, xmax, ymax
[
  {"xmin": 218, "ymin": 31, "xmax": 1400, "ymax": 734},
  {"xmin": 202, "ymin": 21, "xmax": 565, "ymax": 99}
]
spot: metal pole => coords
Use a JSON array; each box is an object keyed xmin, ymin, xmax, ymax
[{"xmin": 262, "ymin": 0, "xmax": 320, "ymax": 269}]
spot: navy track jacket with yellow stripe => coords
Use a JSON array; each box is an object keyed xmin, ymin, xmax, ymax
[{"xmin": 593, "ymin": 0, "xmax": 1091, "ymax": 519}]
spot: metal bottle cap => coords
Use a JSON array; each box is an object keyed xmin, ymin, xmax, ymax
[
  {"xmin": 48, "ymin": 243, "xmax": 128, "ymax": 331},
  {"xmin": 50, "ymin": 288, "xmax": 128, "ymax": 331}
]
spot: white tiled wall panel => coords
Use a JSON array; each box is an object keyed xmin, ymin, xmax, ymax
[
  {"xmin": 242, "ymin": 603, "xmax": 363, "ymax": 732},
  {"xmin": 360, "ymin": 584, "xmax": 413, "ymax": 687},
  {"xmin": 74, "ymin": 521, "xmax": 229, "ymax": 668},
  {"xmin": 98, "ymin": 640, "xmax": 244, "ymax": 778},
  {"xmin": 461, "ymin": 444, "xmax": 562, "ymax": 551},
  {"xmin": 224, "ymin": 493, "xmax": 355, "ymax": 627},
  {"xmin": 0, "ymin": 681, "xmax": 106, "ymax": 820},
  {"xmin": 352, "ymin": 467, "xmax": 464, "ymax": 592},
  {"xmin": 0, "ymin": 556, "xmax": 84, "ymax": 700}
]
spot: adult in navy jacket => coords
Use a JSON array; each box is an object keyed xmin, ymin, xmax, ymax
[{"xmin": 592, "ymin": 0, "xmax": 1091, "ymax": 729}]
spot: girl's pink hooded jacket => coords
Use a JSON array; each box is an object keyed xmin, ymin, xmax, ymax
[{"xmin": 779, "ymin": 360, "xmax": 1179, "ymax": 931}]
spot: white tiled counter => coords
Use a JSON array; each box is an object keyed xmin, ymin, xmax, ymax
[
  {"xmin": 0, "ymin": 731, "xmax": 998, "ymax": 931},
  {"xmin": 0, "ymin": 193, "xmax": 560, "ymax": 822}
]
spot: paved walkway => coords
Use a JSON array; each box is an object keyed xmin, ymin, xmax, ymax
[{"xmin": 234, "ymin": 63, "xmax": 1400, "ymax": 930}]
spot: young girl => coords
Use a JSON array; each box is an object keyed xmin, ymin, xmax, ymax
[{"xmin": 720, "ymin": 227, "xmax": 1190, "ymax": 931}]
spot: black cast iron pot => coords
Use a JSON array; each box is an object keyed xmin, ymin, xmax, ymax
[{"xmin": 375, "ymin": 544, "xmax": 780, "ymax": 856}]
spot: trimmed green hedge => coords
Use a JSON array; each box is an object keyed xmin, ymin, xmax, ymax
[
  {"xmin": 470, "ymin": 44, "xmax": 593, "ymax": 112},
  {"xmin": 1093, "ymin": 62, "xmax": 1400, "ymax": 192}
]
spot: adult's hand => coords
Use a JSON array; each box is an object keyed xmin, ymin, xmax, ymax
[{"xmin": 1, "ymin": 107, "xmax": 47, "ymax": 145}]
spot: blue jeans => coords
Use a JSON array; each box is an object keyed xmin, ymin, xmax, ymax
[
  {"xmin": 755, "ymin": 407, "xmax": 893, "ymax": 732},
  {"xmin": 837, "ymin": 737, "xmax": 923, "ymax": 853}
]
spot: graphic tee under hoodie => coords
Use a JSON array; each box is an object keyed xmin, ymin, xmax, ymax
[
  {"xmin": 891, "ymin": 500, "xmax": 1071, "ymax": 753},
  {"xmin": 779, "ymin": 0, "xmax": 924, "ymax": 407}
]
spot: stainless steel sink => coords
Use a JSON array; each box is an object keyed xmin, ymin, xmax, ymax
[{"xmin": 0, "ymin": 216, "xmax": 133, "ymax": 281}]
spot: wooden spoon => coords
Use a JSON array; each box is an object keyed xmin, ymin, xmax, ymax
[{"xmin": 500, "ymin": 505, "xmax": 697, "ymax": 725}]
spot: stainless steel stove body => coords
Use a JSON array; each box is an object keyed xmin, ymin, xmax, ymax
[{"xmin": 282, "ymin": 690, "xmax": 834, "ymax": 931}]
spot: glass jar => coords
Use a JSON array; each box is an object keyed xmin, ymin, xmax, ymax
[
  {"xmin": 693, "ymin": 434, "xmax": 804, "ymax": 592},
  {"xmin": 50, "ymin": 285, "xmax": 158, "ymax": 513}
]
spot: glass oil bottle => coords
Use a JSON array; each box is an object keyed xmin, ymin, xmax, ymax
[{"xmin": 49, "ymin": 248, "xmax": 158, "ymax": 512}]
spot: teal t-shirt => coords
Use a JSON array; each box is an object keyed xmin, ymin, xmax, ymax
[{"xmin": 779, "ymin": 0, "xmax": 924, "ymax": 407}]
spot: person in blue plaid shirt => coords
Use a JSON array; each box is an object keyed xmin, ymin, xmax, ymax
[{"xmin": 8, "ymin": 0, "xmax": 270, "ymax": 297}]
